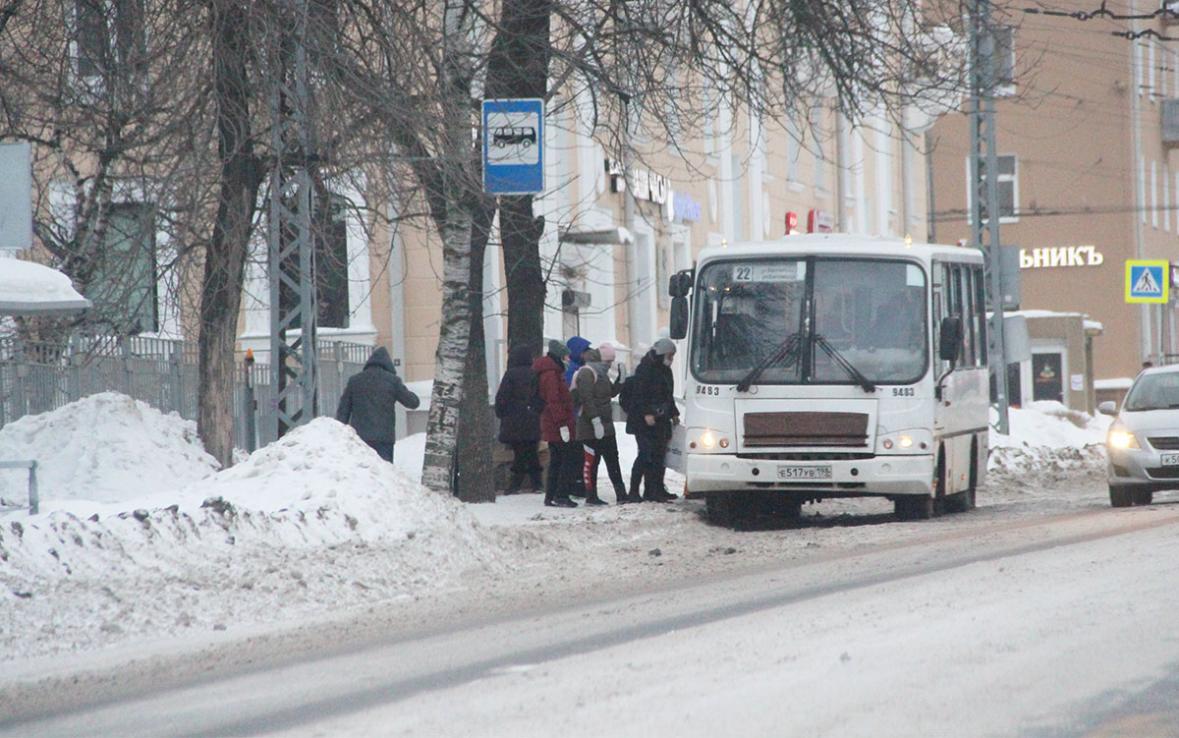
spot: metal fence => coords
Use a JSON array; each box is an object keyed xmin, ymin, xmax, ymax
[{"xmin": 0, "ymin": 335, "xmax": 370, "ymax": 450}]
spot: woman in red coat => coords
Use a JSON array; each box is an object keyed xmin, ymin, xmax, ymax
[{"xmin": 534, "ymin": 340, "xmax": 579, "ymax": 508}]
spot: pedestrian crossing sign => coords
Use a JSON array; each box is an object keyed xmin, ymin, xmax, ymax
[{"xmin": 1126, "ymin": 260, "xmax": 1170, "ymax": 304}]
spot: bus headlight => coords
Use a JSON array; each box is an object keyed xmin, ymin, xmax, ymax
[
  {"xmin": 689, "ymin": 428, "xmax": 731, "ymax": 452},
  {"xmin": 1108, "ymin": 429, "xmax": 1139, "ymax": 450},
  {"xmin": 878, "ymin": 430, "xmax": 929, "ymax": 453}
]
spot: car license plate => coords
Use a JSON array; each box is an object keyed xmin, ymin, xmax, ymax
[
  {"xmin": 777, "ymin": 465, "xmax": 833, "ymax": 481},
  {"xmin": 1162, "ymin": 453, "xmax": 1179, "ymax": 466}
]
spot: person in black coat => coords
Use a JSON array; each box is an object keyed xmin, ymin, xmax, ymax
[
  {"xmin": 626, "ymin": 338, "xmax": 680, "ymax": 502},
  {"xmin": 495, "ymin": 345, "xmax": 543, "ymax": 493},
  {"xmin": 336, "ymin": 346, "xmax": 421, "ymax": 461}
]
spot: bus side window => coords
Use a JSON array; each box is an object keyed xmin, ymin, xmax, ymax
[
  {"xmin": 973, "ymin": 266, "xmax": 987, "ymax": 366},
  {"xmin": 961, "ymin": 266, "xmax": 976, "ymax": 366},
  {"xmin": 933, "ymin": 262, "xmax": 949, "ymax": 373}
]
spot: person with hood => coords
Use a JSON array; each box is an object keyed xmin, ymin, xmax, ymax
[
  {"xmin": 575, "ymin": 343, "xmax": 629, "ymax": 504},
  {"xmin": 625, "ymin": 338, "xmax": 680, "ymax": 502},
  {"xmin": 564, "ymin": 335, "xmax": 592, "ymax": 386},
  {"xmin": 336, "ymin": 346, "xmax": 421, "ymax": 462},
  {"xmin": 494, "ymin": 345, "xmax": 543, "ymax": 493},
  {"xmin": 535, "ymin": 340, "xmax": 579, "ymax": 508}
]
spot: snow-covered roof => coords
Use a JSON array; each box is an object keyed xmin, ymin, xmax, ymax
[{"xmin": 0, "ymin": 257, "xmax": 90, "ymax": 315}]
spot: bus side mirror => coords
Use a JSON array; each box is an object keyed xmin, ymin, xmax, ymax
[
  {"xmin": 670, "ymin": 296, "xmax": 689, "ymax": 340},
  {"xmin": 938, "ymin": 317, "xmax": 963, "ymax": 363},
  {"xmin": 669, "ymin": 269, "xmax": 694, "ymax": 298}
]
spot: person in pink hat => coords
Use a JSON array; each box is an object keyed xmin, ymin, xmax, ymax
[{"xmin": 573, "ymin": 342, "xmax": 631, "ymax": 503}]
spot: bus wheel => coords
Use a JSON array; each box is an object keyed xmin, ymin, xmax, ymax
[
  {"xmin": 706, "ymin": 492, "xmax": 738, "ymax": 527},
  {"xmin": 895, "ymin": 495, "xmax": 933, "ymax": 520}
]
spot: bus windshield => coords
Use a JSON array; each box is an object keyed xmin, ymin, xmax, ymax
[{"xmin": 691, "ymin": 257, "xmax": 928, "ymax": 386}]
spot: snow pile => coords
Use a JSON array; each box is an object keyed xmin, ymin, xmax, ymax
[
  {"xmin": 0, "ymin": 418, "xmax": 505, "ymax": 660},
  {"xmin": 987, "ymin": 401, "xmax": 1109, "ymax": 481},
  {"xmin": 1, "ymin": 418, "xmax": 498, "ymax": 581},
  {"xmin": 0, "ymin": 392, "xmax": 219, "ymax": 505}
]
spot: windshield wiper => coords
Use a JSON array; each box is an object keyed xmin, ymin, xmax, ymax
[
  {"xmin": 812, "ymin": 334, "xmax": 876, "ymax": 393},
  {"xmin": 737, "ymin": 332, "xmax": 802, "ymax": 393}
]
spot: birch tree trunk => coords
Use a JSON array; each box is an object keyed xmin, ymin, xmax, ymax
[
  {"xmin": 420, "ymin": 1, "xmax": 480, "ymax": 493},
  {"xmin": 198, "ymin": 0, "xmax": 262, "ymax": 468}
]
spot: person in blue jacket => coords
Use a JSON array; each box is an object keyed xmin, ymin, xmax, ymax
[{"xmin": 564, "ymin": 335, "xmax": 591, "ymax": 386}]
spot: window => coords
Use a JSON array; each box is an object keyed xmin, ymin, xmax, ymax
[
  {"xmin": 691, "ymin": 258, "xmax": 928, "ymax": 386},
  {"xmin": 730, "ymin": 153, "xmax": 745, "ymax": 241},
  {"xmin": 73, "ymin": 0, "xmax": 147, "ymax": 84},
  {"xmin": 934, "ymin": 261, "xmax": 984, "ymax": 373},
  {"xmin": 967, "ymin": 154, "xmax": 1018, "ymax": 222},
  {"xmin": 785, "ymin": 114, "xmax": 801, "ymax": 184},
  {"xmin": 89, "ymin": 202, "xmax": 158, "ymax": 334},
  {"xmin": 993, "ymin": 26, "xmax": 1016, "ymax": 95},
  {"xmin": 1153, "ymin": 160, "xmax": 1160, "ymax": 229},
  {"xmin": 811, "ymin": 105, "xmax": 827, "ymax": 192},
  {"xmin": 316, "ymin": 196, "xmax": 350, "ymax": 328},
  {"xmin": 278, "ymin": 192, "xmax": 351, "ymax": 330}
]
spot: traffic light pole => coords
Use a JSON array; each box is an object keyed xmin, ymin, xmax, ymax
[{"xmin": 969, "ymin": 0, "xmax": 1010, "ymax": 435}]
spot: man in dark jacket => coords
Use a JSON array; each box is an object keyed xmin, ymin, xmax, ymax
[
  {"xmin": 495, "ymin": 345, "xmax": 542, "ymax": 493},
  {"xmin": 626, "ymin": 338, "xmax": 680, "ymax": 502},
  {"xmin": 535, "ymin": 340, "xmax": 578, "ymax": 508},
  {"xmin": 336, "ymin": 346, "xmax": 421, "ymax": 461}
]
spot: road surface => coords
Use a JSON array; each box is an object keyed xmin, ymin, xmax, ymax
[{"xmin": 4, "ymin": 500, "xmax": 1178, "ymax": 737}]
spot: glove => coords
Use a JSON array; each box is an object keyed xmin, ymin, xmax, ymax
[
  {"xmin": 592, "ymin": 417, "xmax": 605, "ymax": 439},
  {"xmin": 560, "ymin": 426, "xmax": 571, "ymax": 443}
]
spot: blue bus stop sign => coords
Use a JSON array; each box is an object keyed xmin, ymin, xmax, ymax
[{"xmin": 482, "ymin": 98, "xmax": 544, "ymax": 195}]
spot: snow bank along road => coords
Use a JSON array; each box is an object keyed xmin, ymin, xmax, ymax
[{"xmin": 5, "ymin": 502, "xmax": 1179, "ymax": 737}]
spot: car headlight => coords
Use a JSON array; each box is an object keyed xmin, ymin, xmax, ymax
[{"xmin": 1108, "ymin": 429, "xmax": 1139, "ymax": 450}]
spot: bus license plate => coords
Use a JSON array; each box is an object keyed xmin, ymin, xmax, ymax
[
  {"xmin": 1162, "ymin": 453, "xmax": 1179, "ymax": 466},
  {"xmin": 777, "ymin": 465, "xmax": 832, "ymax": 481}
]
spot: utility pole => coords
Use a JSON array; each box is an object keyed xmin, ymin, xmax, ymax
[
  {"xmin": 268, "ymin": 0, "xmax": 319, "ymax": 438},
  {"xmin": 969, "ymin": 0, "xmax": 1009, "ymax": 435}
]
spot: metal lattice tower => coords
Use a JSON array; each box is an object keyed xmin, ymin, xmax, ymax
[
  {"xmin": 968, "ymin": 0, "xmax": 1010, "ymax": 435},
  {"xmin": 268, "ymin": 0, "xmax": 318, "ymax": 437}
]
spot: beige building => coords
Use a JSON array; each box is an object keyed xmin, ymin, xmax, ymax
[
  {"xmin": 235, "ymin": 95, "xmax": 937, "ymax": 400},
  {"xmin": 929, "ymin": 2, "xmax": 1179, "ymax": 395}
]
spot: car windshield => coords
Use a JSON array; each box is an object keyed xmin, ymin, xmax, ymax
[
  {"xmin": 691, "ymin": 257, "xmax": 928, "ymax": 385},
  {"xmin": 1124, "ymin": 372, "xmax": 1179, "ymax": 411}
]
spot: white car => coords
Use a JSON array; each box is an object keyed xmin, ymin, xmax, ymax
[{"xmin": 1099, "ymin": 365, "xmax": 1179, "ymax": 507}]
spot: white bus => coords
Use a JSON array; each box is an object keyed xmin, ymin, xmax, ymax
[{"xmin": 667, "ymin": 235, "xmax": 989, "ymax": 526}]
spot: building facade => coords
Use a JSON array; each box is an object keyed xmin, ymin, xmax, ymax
[
  {"xmin": 233, "ymin": 97, "xmax": 936, "ymax": 396},
  {"xmin": 929, "ymin": 1, "xmax": 1179, "ymax": 397}
]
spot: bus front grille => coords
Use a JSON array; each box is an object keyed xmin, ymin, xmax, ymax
[{"xmin": 743, "ymin": 412, "xmax": 869, "ymax": 448}]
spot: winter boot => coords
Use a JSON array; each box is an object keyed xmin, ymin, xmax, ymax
[
  {"xmin": 545, "ymin": 496, "xmax": 578, "ymax": 508},
  {"xmin": 506, "ymin": 472, "xmax": 524, "ymax": 495},
  {"xmin": 584, "ymin": 494, "xmax": 608, "ymax": 506},
  {"xmin": 614, "ymin": 484, "xmax": 631, "ymax": 505}
]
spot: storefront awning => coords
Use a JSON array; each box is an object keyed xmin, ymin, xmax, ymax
[
  {"xmin": 558, "ymin": 225, "xmax": 634, "ymax": 245},
  {"xmin": 0, "ymin": 258, "xmax": 91, "ymax": 316}
]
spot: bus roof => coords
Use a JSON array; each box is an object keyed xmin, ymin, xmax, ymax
[{"xmin": 695, "ymin": 234, "xmax": 984, "ymax": 265}]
